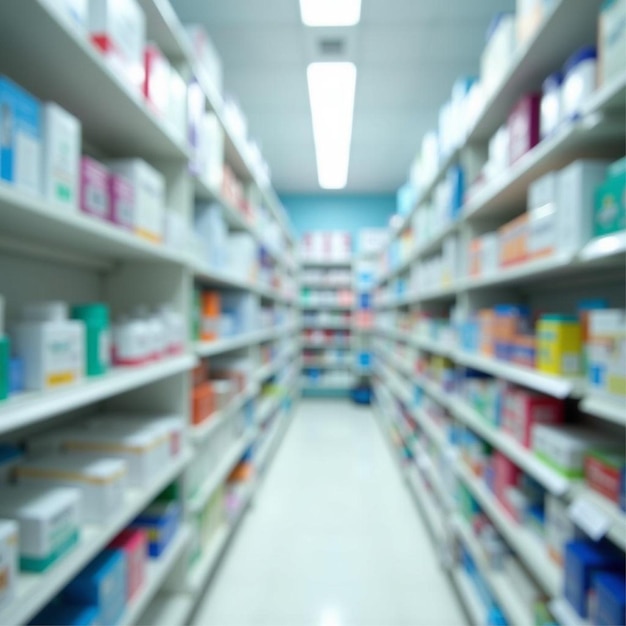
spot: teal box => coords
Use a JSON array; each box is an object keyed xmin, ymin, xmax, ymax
[
  {"xmin": 0, "ymin": 76, "xmax": 41, "ymax": 193},
  {"xmin": 0, "ymin": 336, "xmax": 9, "ymax": 400},
  {"xmin": 63, "ymin": 550, "xmax": 127, "ymax": 626},
  {"xmin": 594, "ymin": 157, "xmax": 626, "ymax": 237}
]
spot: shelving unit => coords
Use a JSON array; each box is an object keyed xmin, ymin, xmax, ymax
[
  {"xmin": 372, "ymin": 2, "xmax": 626, "ymax": 623},
  {"xmin": 0, "ymin": 1, "xmax": 300, "ymax": 624}
]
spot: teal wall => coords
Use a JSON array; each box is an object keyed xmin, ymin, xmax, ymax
[{"xmin": 280, "ymin": 193, "xmax": 396, "ymax": 240}]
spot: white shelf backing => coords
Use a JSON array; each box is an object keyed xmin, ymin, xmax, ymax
[
  {"xmin": 0, "ymin": 1, "xmax": 187, "ymax": 159},
  {"xmin": 187, "ymin": 431, "xmax": 255, "ymax": 513},
  {"xmin": 452, "ymin": 515, "xmax": 536, "ymax": 626},
  {"xmin": 0, "ymin": 355, "xmax": 195, "ymax": 437},
  {"xmin": 120, "ymin": 524, "xmax": 191, "ymax": 626},
  {"xmin": 0, "ymin": 449, "xmax": 193, "ymax": 626},
  {"xmin": 455, "ymin": 460, "xmax": 561, "ymax": 598},
  {"xmin": 467, "ymin": 0, "xmax": 601, "ymax": 143}
]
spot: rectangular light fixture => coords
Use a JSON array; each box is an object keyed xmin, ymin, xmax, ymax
[
  {"xmin": 307, "ymin": 62, "xmax": 357, "ymax": 190},
  {"xmin": 299, "ymin": 0, "xmax": 361, "ymax": 27}
]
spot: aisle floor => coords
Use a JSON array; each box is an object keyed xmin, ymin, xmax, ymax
[{"xmin": 192, "ymin": 400, "xmax": 466, "ymax": 626}]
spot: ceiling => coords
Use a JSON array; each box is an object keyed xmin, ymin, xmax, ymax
[{"xmin": 171, "ymin": 0, "xmax": 513, "ymax": 194}]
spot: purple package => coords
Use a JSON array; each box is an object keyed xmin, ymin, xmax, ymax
[
  {"xmin": 187, "ymin": 78, "xmax": 204, "ymax": 177},
  {"xmin": 108, "ymin": 173, "xmax": 134, "ymax": 231},
  {"xmin": 80, "ymin": 156, "xmax": 111, "ymax": 220},
  {"xmin": 507, "ymin": 93, "xmax": 541, "ymax": 165}
]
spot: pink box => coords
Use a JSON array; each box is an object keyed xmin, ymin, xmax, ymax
[
  {"xmin": 80, "ymin": 157, "xmax": 111, "ymax": 220},
  {"xmin": 109, "ymin": 528, "xmax": 147, "ymax": 600},
  {"xmin": 108, "ymin": 173, "xmax": 134, "ymax": 231},
  {"xmin": 502, "ymin": 385, "xmax": 564, "ymax": 447},
  {"xmin": 507, "ymin": 93, "xmax": 541, "ymax": 164},
  {"xmin": 493, "ymin": 452, "xmax": 520, "ymax": 516},
  {"xmin": 143, "ymin": 44, "xmax": 170, "ymax": 117}
]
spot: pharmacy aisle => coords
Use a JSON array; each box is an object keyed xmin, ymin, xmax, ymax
[{"xmin": 192, "ymin": 399, "xmax": 466, "ymax": 626}]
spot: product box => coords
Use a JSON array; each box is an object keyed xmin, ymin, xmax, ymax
[
  {"xmin": 594, "ymin": 157, "xmax": 626, "ymax": 238},
  {"xmin": 192, "ymin": 381, "xmax": 215, "ymax": 426},
  {"xmin": 502, "ymin": 386, "xmax": 564, "ymax": 447},
  {"xmin": 592, "ymin": 572, "xmax": 626, "ymax": 626},
  {"xmin": 545, "ymin": 494, "xmax": 578, "ymax": 565},
  {"xmin": 0, "ymin": 76, "xmax": 41, "ymax": 194},
  {"xmin": 540, "ymin": 72, "xmax": 562, "ymax": 139},
  {"xmin": 88, "ymin": 0, "xmax": 146, "ymax": 94},
  {"xmin": 143, "ymin": 44, "xmax": 170, "ymax": 118},
  {"xmin": 0, "ymin": 520, "xmax": 17, "ymax": 612},
  {"xmin": 199, "ymin": 113, "xmax": 224, "ymax": 191},
  {"xmin": 167, "ymin": 68, "xmax": 187, "ymax": 143},
  {"xmin": 108, "ymin": 172, "xmax": 134, "ymax": 230},
  {"xmin": 537, "ymin": 314, "xmax": 582, "ymax": 377},
  {"xmin": 481, "ymin": 13, "xmax": 516, "ymax": 101},
  {"xmin": 564, "ymin": 539, "xmax": 625, "ymax": 618},
  {"xmin": 185, "ymin": 25, "xmax": 223, "ymax": 97},
  {"xmin": 557, "ymin": 160, "xmax": 609, "ymax": 255},
  {"xmin": 498, "ymin": 213, "xmax": 529, "ymax": 267},
  {"xmin": 107, "ymin": 159, "xmax": 165, "ymax": 243},
  {"xmin": 0, "ymin": 485, "xmax": 80, "ymax": 572},
  {"xmin": 587, "ymin": 309, "xmax": 626, "ymax": 398},
  {"xmin": 16, "ymin": 454, "xmax": 127, "ymax": 524},
  {"xmin": 598, "ymin": 0, "xmax": 626, "ymax": 87},
  {"xmin": 516, "ymin": 0, "xmax": 556, "ymax": 45},
  {"xmin": 131, "ymin": 501, "xmax": 180, "ymax": 558},
  {"xmin": 194, "ymin": 204, "xmax": 228, "ymax": 269},
  {"xmin": 109, "ymin": 528, "xmax": 147, "ymax": 601},
  {"xmin": 30, "ymin": 603, "xmax": 99, "ymax": 626},
  {"xmin": 42, "ymin": 0, "xmax": 88, "ymax": 34},
  {"xmin": 584, "ymin": 451, "xmax": 626, "ymax": 504},
  {"xmin": 527, "ymin": 170, "xmax": 559, "ymax": 259},
  {"xmin": 15, "ymin": 315, "xmax": 85, "ymax": 391},
  {"xmin": 63, "ymin": 549, "xmax": 127, "ymax": 626},
  {"xmin": 80, "ymin": 156, "xmax": 110, "ymax": 220},
  {"xmin": 227, "ymin": 233, "xmax": 258, "ymax": 283},
  {"xmin": 42, "ymin": 103, "xmax": 81, "ymax": 212},
  {"xmin": 532, "ymin": 425, "xmax": 617, "ymax": 478},
  {"xmin": 493, "ymin": 452, "xmax": 521, "ymax": 516},
  {"xmin": 507, "ymin": 93, "xmax": 541, "ymax": 165}
]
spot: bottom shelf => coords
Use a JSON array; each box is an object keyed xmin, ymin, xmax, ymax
[
  {"xmin": 451, "ymin": 567, "xmax": 489, "ymax": 626},
  {"xmin": 136, "ymin": 592, "xmax": 196, "ymax": 626}
]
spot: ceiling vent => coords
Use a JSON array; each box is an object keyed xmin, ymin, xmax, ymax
[{"xmin": 318, "ymin": 37, "xmax": 346, "ymax": 56}]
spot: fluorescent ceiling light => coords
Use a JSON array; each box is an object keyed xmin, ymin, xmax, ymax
[
  {"xmin": 307, "ymin": 62, "xmax": 357, "ymax": 190},
  {"xmin": 299, "ymin": 0, "xmax": 361, "ymax": 26}
]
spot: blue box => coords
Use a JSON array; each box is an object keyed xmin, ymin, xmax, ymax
[
  {"xmin": 564, "ymin": 540, "xmax": 625, "ymax": 618},
  {"xmin": 0, "ymin": 76, "xmax": 40, "ymax": 193},
  {"xmin": 30, "ymin": 603, "xmax": 99, "ymax": 626},
  {"xmin": 131, "ymin": 501, "xmax": 180, "ymax": 558},
  {"xmin": 593, "ymin": 572, "xmax": 626, "ymax": 626},
  {"xmin": 63, "ymin": 550, "xmax": 127, "ymax": 626}
]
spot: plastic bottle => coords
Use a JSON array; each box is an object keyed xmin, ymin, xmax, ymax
[{"xmin": 71, "ymin": 303, "xmax": 110, "ymax": 377}]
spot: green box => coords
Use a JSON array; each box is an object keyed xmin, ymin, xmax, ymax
[
  {"xmin": 594, "ymin": 157, "xmax": 626, "ymax": 237},
  {"xmin": 0, "ymin": 336, "xmax": 9, "ymax": 400}
]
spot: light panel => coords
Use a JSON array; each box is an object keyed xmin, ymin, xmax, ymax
[
  {"xmin": 307, "ymin": 62, "xmax": 357, "ymax": 190},
  {"xmin": 299, "ymin": 0, "xmax": 361, "ymax": 27}
]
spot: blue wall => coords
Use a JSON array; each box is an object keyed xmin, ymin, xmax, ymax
[{"xmin": 280, "ymin": 193, "xmax": 396, "ymax": 241}]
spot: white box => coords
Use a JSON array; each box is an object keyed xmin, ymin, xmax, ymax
[
  {"xmin": 185, "ymin": 24, "xmax": 223, "ymax": 98},
  {"xmin": 481, "ymin": 13, "xmax": 516, "ymax": 101},
  {"xmin": 15, "ymin": 320, "xmax": 85, "ymax": 391},
  {"xmin": 199, "ymin": 112, "xmax": 224, "ymax": 191},
  {"xmin": 43, "ymin": 0, "xmax": 88, "ymax": 34},
  {"xmin": 17, "ymin": 455, "xmax": 127, "ymax": 524},
  {"xmin": 588, "ymin": 309, "xmax": 626, "ymax": 398},
  {"xmin": 41, "ymin": 103, "xmax": 81, "ymax": 212},
  {"xmin": 527, "ymin": 171, "xmax": 559, "ymax": 259},
  {"xmin": 0, "ymin": 520, "xmax": 17, "ymax": 612},
  {"xmin": 0, "ymin": 485, "xmax": 81, "ymax": 572},
  {"xmin": 195, "ymin": 203, "xmax": 228, "ymax": 268},
  {"xmin": 557, "ymin": 160, "xmax": 609, "ymax": 256},
  {"xmin": 88, "ymin": 0, "xmax": 146, "ymax": 93},
  {"xmin": 481, "ymin": 233, "xmax": 499, "ymax": 276},
  {"xmin": 599, "ymin": 0, "xmax": 626, "ymax": 86},
  {"xmin": 107, "ymin": 159, "xmax": 165, "ymax": 242},
  {"xmin": 227, "ymin": 233, "xmax": 257, "ymax": 282},
  {"xmin": 545, "ymin": 493, "xmax": 578, "ymax": 564},
  {"xmin": 167, "ymin": 68, "xmax": 187, "ymax": 143}
]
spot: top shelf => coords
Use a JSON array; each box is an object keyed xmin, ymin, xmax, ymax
[
  {"xmin": 300, "ymin": 259, "xmax": 353, "ymax": 268},
  {"xmin": 467, "ymin": 0, "xmax": 601, "ymax": 144},
  {"xmin": 0, "ymin": 0, "xmax": 188, "ymax": 160}
]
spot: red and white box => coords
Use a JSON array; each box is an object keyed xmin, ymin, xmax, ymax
[
  {"xmin": 109, "ymin": 528, "xmax": 147, "ymax": 600},
  {"xmin": 143, "ymin": 43, "xmax": 170, "ymax": 118}
]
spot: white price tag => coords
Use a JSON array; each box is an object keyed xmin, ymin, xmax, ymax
[{"xmin": 568, "ymin": 498, "xmax": 611, "ymax": 541}]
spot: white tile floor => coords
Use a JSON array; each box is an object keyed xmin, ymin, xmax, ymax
[{"xmin": 192, "ymin": 399, "xmax": 466, "ymax": 626}]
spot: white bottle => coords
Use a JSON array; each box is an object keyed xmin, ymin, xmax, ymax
[
  {"xmin": 15, "ymin": 302, "xmax": 85, "ymax": 390},
  {"xmin": 113, "ymin": 316, "xmax": 149, "ymax": 366},
  {"xmin": 158, "ymin": 305, "xmax": 185, "ymax": 355}
]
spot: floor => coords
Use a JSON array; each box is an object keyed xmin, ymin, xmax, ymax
[{"xmin": 192, "ymin": 399, "xmax": 466, "ymax": 626}]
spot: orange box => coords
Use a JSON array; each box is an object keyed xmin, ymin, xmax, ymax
[
  {"xmin": 498, "ymin": 214, "xmax": 529, "ymax": 267},
  {"xmin": 192, "ymin": 382, "xmax": 215, "ymax": 425},
  {"xmin": 201, "ymin": 292, "xmax": 221, "ymax": 341},
  {"xmin": 478, "ymin": 309, "xmax": 496, "ymax": 355},
  {"xmin": 192, "ymin": 359, "xmax": 210, "ymax": 386},
  {"xmin": 469, "ymin": 238, "xmax": 483, "ymax": 276}
]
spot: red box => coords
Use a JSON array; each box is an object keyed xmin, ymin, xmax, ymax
[
  {"xmin": 143, "ymin": 44, "xmax": 170, "ymax": 117},
  {"xmin": 507, "ymin": 93, "xmax": 541, "ymax": 164},
  {"xmin": 109, "ymin": 528, "xmax": 147, "ymax": 600},
  {"xmin": 502, "ymin": 385, "xmax": 564, "ymax": 447},
  {"xmin": 585, "ymin": 453, "xmax": 624, "ymax": 504},
  {"xmin": 493, "ymin": 452, "xmax": 521, "ymax": 517}
]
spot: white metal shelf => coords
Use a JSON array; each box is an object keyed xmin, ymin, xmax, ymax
[
  {"xmin": 0, "ymin": 448, "xmax": 193, "ymax": 626},
  {"xmin": 549, "ymin": 598, "xmax": 591, "ymax": 626},
  {"xmin": 196, "ymin": 325, "xmax": 297, "ymax": 357},
  {"xmin": 187, "ymin": 431, "xmax": 256, "ymax": 513},
  {"xmin": 571, "ymin": 488, "xmax": 626, "ymax": 551},
  {"xmin": 301, "ymin": 323, "xmax": 353, "ymax": 330},
  {"xmin": 450, "ymin": 567, "xmax": 488, "ymax": 626},
  {"xmin": 300, "ymin": 281, "xmax": 353, "ymax": 289},
  {"xmin": 580, "ymin": 393, "xmax": 626, "ymax": 427},
  {"xmin": 0, "ymin": 354, "xmax": 195, "ymax": 437},
  {"xmin": 119, "ymin": 524, "xmax": 191, "ymax": 626},
  {"xmin": 136, "ymin": 592, "xmax": 196, "ymax": 626},
  {"xmin": 0, "ymin": 1, "xmax": 187, "ymax": 159},
  {"xmin": 299, "ymin": 302, "xmax": 354, "ymax": 311},
  {"xmin": 455, "ymin": 459, "xmax": 561, "ymax": 597},
  {"xmin": 137, "ymin": 0, "xmax": 193, "ymax": 63},
  {"xmin": 256, "ymin": 396, "xmax": 281, "ymax": 427},
  {"xmin": 300, "ymin": 259, "xmax": 353, "ymax": 268},
  {"xmin": 404, "ymin": 466, "xmax": 446, "ymax": 545},
  {"xmin": 301, "ymin": 341, "xmax": 352, "ymax": 350}
]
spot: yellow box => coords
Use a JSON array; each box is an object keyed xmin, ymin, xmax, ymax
[{"xmin": 537, "ymin": 315, "xmax": 582, "ymax": 377}]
